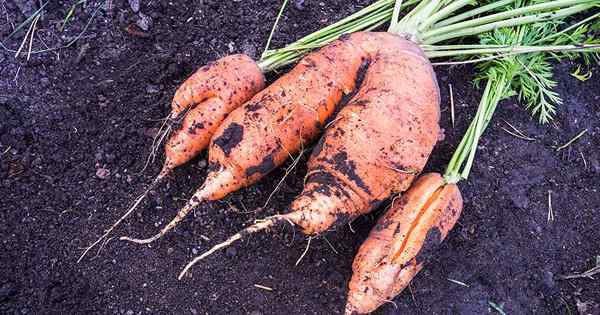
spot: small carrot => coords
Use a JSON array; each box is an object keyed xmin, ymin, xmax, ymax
[
  {"xmin": 175, "ymin": 32, "xmax": 441, "ymax": 278},
  {"xmin": 160, "ymin": 54, "xmax": 265, "ymax": 178},
  {"xmin": 345, "ymin": 173, "xmax": 463, "ymax": 314}
]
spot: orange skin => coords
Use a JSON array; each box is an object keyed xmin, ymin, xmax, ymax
[
  {"xmin": 165, "ymin": 54, "xmax": 265, "ymax": 171},
  {"xmin": 284, "ymin": 33, "xmax": 440, "ymax": 235},
  {"xmin": 345, "ymin": 173, "xmax": 463, "ymax": 315},
  {"xmin": 204, "ymin": 32, "xmax": 439, "ymax": 203},
  {"xmin": 202, "ymin": 36, "xmax": 369, "ymax": 201}
]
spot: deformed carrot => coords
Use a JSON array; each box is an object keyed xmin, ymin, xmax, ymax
[
  {"xmin": 345, "ymin": 173, "xmax": 463, "ymax": 314},
  {"xmin": 176, "ymin": 32, "xmax": 441, "ymax": 278},
  {"xmin": 160, "ymin": 54, "xmax": 266, "ymax": 177},
  {"xmin": 120, "ymin": 33, "xmax": 370, "ymax": 244}
]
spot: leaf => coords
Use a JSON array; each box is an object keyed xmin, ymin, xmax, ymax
[{"xmin": 570, "ymin": 66, "xmax": 593, "ymax": 82}]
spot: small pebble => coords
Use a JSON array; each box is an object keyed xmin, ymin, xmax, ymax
[
  {"xmin": 197, "ymin": 160, "xmax": 207, "ymax": 169},
  {"xmin": 137, "ymin": 12, "xmax": 153, "ymax": 31},
  {"xmin": 167, "ymin": 247, "xmax": 174, "ymax": 254},
  {"xmin": 129, "ymin": 0, "xmax": 140, "ymax": 12},
  {"xmin": 96, "ymin": 168, "xmax": 110, "ymax": 179},
  {"xmin": 146, "ymin": 84, "xmax": 160, "ymax": 94},
  {"xmin": 192, "ymin": 248, "xmax": 198, "ymax": 255},
  {"xmin": 438, "ymin": 128, "xmax": 446, "ymax": 141},
  {"xmin": 294, "ymin": 0, "xmax": 305, "ymax": 10},
  {"xmin": 226, "ymin": 247, "xmax": 237, "ymax": 257},
  {"xmin": 126, "ymin": 310, "xmax": 134, "ymax": 315}
]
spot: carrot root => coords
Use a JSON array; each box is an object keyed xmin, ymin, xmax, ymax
[
  {"xmin": 119, "ymin": 195, "xmax": 204, "ymax": 244},
  {"xmin": 144, "ymin": 115, "xmax": 172, "ymax": 171},
  {"xmin": 78, "ymin": 172, "xmax": 168, "ymax": 262},
  {"xmin": 178, "ymin": 215, "xmax": 288, "ymax": 279}
]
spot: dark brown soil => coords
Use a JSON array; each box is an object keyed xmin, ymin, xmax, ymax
[{"xmin": 1, "ymin": 1, "xmax": 599, "ymax": 314}]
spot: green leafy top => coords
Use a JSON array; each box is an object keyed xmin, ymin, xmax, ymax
[{"xmin": 475, "ymin": 20, "xmax": 599, "ymax": 123}]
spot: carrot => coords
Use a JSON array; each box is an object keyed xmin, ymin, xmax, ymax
[
  {"xmin": 176, "ymin": 32, "xmax": 441, "ymax": 278},
  {"xmin": 345, "ymin": 173, "xmax": 463, "ymax": 314},
  {"xmin": 77, "ymin": 54, "xmax": 264, "ymax": 262},
  {"xmin": 120, "ymin": 32, "xmax": 369, "ymax": 244},
  {"xmin": 79, "ymin": 0, "xmax": 406, "ymax": 261},
  {"xmin": 160, "ymin": 54, "xmax": 265, "ymax": 177}
]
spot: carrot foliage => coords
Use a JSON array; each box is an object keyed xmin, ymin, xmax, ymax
[{"xmin": 444, "ymin": 3, "xmax": 600, "ymax": 183}]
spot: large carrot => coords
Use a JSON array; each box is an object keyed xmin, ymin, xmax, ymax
[
  {"xmin": 177, "ymin": 32, "xmax": 441, "ymax": 277},
  {"xmin": 345, "ymin": 173, "xmax": 463, "ymax": 314}
]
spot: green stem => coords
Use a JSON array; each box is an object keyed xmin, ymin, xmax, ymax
[
  {"xmin": 444, "ymin": 75, "xmax": 510, "ymax": 183},
  {"xmin": 261, "ymin": 0, "xmax": 289, "ymax": 60},
  {"xmin": 434, "ymin": 0, "xmax": 515, "ymax": 28},
  {"xmin": 422, "ymin": 0, "xmax": 591, "ymax": 41},
  {"xmin": 257, "ymin": 0, "xmax": 405, "ymax": 72},
  {"xmin": 425, "ymin": 44, "xmax": 600, "ymax": 58},
  {"xmin": 423, "ymin": 3, "xmax": 596, "ymax": 44},
  {"xmin": 418, "ymin": 0, "xmax": 474, "ymax": 33},
  {"xmin": 532, "ymin": 11, "xmax": 600, "ymax": 45}
]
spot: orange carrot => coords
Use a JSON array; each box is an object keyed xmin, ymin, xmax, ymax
[
  {"xmin": 160, "ymin": 54, "xmax": 265, "ymax": 177},
  {"xmin": 345, "ymin": 173, "xmax": 463, "ymax": 314},
  {"xmin": 120, "ymin": 32, "xmax": 370, "ymax": 244},
  {"xmin": 175, "ymin": 32, "xmax": 441, "ymax": 278}
]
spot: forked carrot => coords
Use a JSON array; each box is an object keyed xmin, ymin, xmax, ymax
[{"xmin": 176, "ymin": 32, "xmax": 441, "ymax": 278}]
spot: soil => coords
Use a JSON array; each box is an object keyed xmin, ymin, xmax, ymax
[{"xmin": 1, "ymin": 1, "xmax": 599, "ymax": 314}]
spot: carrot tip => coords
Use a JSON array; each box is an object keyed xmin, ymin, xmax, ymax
[
  {"xmin": 178, "ymin": 215, "xmax": 285, "ymax": 279},
  {"xmin": 119, "ymin": 234, "xmax": 160, "ymax": 244},
  {"xmin": 77, "ymin": 174, "xmax": 170, "ymax": 262}
]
